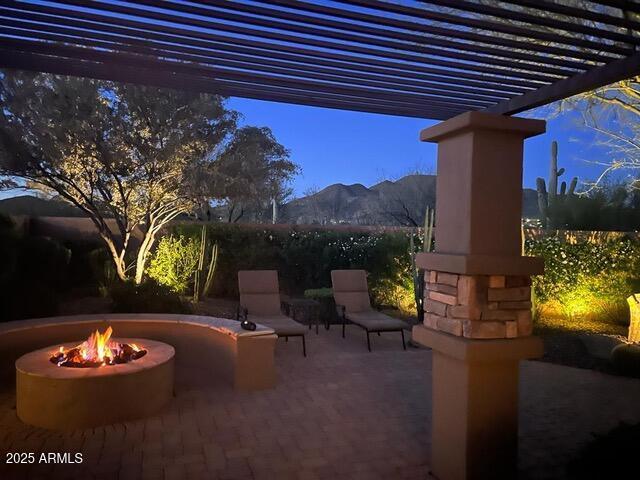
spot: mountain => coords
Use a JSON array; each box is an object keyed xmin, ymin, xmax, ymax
[
  {"xmin": 0, "ymin": 195, "xmax": 85, "ymax": 217},
  {"xmin": 280, "ymin": 174, "xmax": 539, "ymax": 226},
  {"xmin": 1, "ymin": 175, "xmax": 541, "ymax": 226}
]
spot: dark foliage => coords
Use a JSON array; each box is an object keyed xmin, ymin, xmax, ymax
[{"xmin": 109, "ymin": 280, "xmax": 191, "ymax": 314}]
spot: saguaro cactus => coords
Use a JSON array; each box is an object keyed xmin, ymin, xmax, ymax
[
  {"xmin": 410, "ymin": 206, "xmax": 435, "ymax": 323},
  {"xmin": 193, "ymin": 226, "xmax": 219, "ymax": 302},
  {"xmin": 536, "ymin": 141, "xmax": 578, "ymax": 229}
]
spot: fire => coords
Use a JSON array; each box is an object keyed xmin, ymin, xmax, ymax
[{"xmin": 50, "ymin": 326, "xmax": 146, "ymax": 368}]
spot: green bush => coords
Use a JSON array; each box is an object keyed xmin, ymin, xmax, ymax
[
  {"xmin": 610, "ymin": 343, "xmax": 640, "ymax": 377},
  {"xmin": 525, "ymin": 235, "xmax": 640, "ymax": 326},
  {"xmin": 147, "ymin": 235, "xmax": 200, "ymax": 294},
  {"xmin": 169, "ymin": 224, "xmax": 415, "ymax": 312},
  {"xmin": 109, "ymin": 280, "xmax": 191, "ymax": 314},
  {"xmin": 567, "ymin": 422, "xmax": 640, "ymax": 479}
]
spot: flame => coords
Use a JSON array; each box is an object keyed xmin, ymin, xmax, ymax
[{"xmin": 52, "ymin": 326, "xmax": 146, "ymax": 367}]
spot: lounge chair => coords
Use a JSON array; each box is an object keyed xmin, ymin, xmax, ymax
[
  {"xmin": 238, "ymin": 270, "xmax": 307, "ymax": 356},
  {"xmin": 331, "ymin": 269, "xmax": 407, "ymax": 352}
]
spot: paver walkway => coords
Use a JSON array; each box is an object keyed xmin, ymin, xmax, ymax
[{"xmin": 1, "ymin": 324, "xmax": 639, "ymax": 480}]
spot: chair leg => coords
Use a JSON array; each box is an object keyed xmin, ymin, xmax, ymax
[
  {"xmin": 366, "ymin": 330, "xmax": 371, "ymax": 352},
  {"xmin": 377, "ymin": 332, "xmax": 381, "ymax": 336},
  {"xmin": 401, "ymin": 329, "xmax": 406, "ymax": 350},
  {"xmin": 302, "ymin": 335, "xmax": 306, "ymax": 357},
  {"xmin": 285, "ymin": 336, "xmax": 288, "ymax": 343},
  {"xmin": 342, "ymin": 316, "xmax": 346, "ymax": 338}
]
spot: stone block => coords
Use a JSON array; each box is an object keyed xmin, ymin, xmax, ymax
[
  {"xmin": 424, "ymin": 313, "xmax": 441, "ymax": 330},
  {"xmin": 517, "ymin": 310, "xmax": 533, "ymax": 336},
  {"xmin": 505, "ymin": 321, "xmax": 518, "ymax": 338},
  {"xmin": 429, "ymin": 283, "xmax": 458, "ymax": 296},
  {"xmin": 462, "ymin": 320, "xmax": 506, "ymax": 339},
  {"xmin": 489, "ymin": 275, "xmax": 506, "ymax": 288},
  {"xmin": 487, "ymin": 287, "xmax": 531, "ymax": 302},
  {"xmin": 436, "ymin": 316, "xmax": 463, "ymax": 336},
  {"xmin": 438, "ymin": 272, "xmax": 459, "ymax": 287},
  {"xmin": 429, "ymin": 291, "xmax": 457, "ymax": 306},
  {"xmin": 505, "ymin": 276, "xmax": 532, "ymax": 287},
  {"xmin": 457, "ymin": 275, "xmax": 480, "ymax": 306},
  {"xmin": 481, "ymin": 308, "xmax": 517, "ymax": 321},
  {"xmin": 428, "ymin": 270, "xmax": 438, "ymax": 283},
  {"xmin": 498, "ymin": 301, "xmax": 532, "ymax": 310},
  {"xmin": 425, "ymin": 299, "xmax": 448, "ymax": 317},
  {"xmin": 448, "ymin": 305, "xmax": 481, "ymax": 320}
]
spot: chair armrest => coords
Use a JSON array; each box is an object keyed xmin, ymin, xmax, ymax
[{"xmin": 236, "ymin": 306, "xmax": 248, "ymax": 321}]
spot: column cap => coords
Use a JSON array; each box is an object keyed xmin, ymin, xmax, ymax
[
  {"xmin": 416, "ymin": 252, "xmax": 544, "ymax": 276},
  {"xmin": 412, "ymin": 325, "xmax": 543, "ymax": 362},
  {"xmin": 420, "ymin": 111, "xmax": 546, "ymax": 143}
]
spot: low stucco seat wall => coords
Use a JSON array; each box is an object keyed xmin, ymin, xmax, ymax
[{"xmin": 0, "ymin": 314, "xmax": 278, "ymax": 391}]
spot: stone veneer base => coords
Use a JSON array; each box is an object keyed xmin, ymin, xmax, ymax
[{"xmin": 422, "ymin": 269, "xmax": 535, "ymax": 339}]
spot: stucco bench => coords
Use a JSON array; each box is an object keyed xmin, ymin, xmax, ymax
[{"xmin": 0, "ymin": 314, "xmax": 278, "ymax": 391}]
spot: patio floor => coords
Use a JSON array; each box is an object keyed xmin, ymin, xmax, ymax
[{"xmin": 1, "ymin": 324, "xmax": 640, "ymax": 480}]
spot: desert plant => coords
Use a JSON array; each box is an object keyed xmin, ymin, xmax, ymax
[
  {"xmin": 409, "ymin": 206, "xmax": 435, "ymax": 323},
  {"xmin": 536, "ymin": 141, "xmax": 578, "ymax": 229},
  {"xmin": 193, "ymin": 225, "xmax": 219, "ymax": 302}
]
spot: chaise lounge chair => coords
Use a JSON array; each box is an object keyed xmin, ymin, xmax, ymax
[
  {"xmin": 331, "ymin": 269, "xmax": 407, "ymax": 352},
  {"xmin": 238, "ymin": 270, "xmax": 308, "ymax": 356}
]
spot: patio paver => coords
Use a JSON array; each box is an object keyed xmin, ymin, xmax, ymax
[{"xmin": 1, "ymin": 324, "xmax": 639, "ymax": 479}]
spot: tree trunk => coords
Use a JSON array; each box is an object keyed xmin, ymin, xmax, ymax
[
  {"xmin": 134, "ymin": 230, "xmax": 157, "ymax": 284},
  {"xmin": 102, "ymin": 234, "xmax": 127, "ymax": 281}
]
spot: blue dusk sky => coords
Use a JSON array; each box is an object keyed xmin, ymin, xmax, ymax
[{"xmin": 228, "ymin": 96, "xmax": 614, "ymax": 197}]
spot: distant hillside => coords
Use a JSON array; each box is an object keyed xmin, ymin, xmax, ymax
[
  {"xmin": 0, "ymin": 195, "xmax": 85, "ymax": 217},
  {"xmin": 1, "ymin": 175, "xmax": 541, "ymax": 226},
  {"xmin": 280, "ymin": 174, "xmax": 539, "ymax": 226}
]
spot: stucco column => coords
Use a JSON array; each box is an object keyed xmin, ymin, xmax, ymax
[{"xmin": 412, "ymin": 111, "xmax": 545, "ymax": 480}]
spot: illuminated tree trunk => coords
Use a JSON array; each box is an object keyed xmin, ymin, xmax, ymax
[{"xmin": 627, "ymin": 294, "xmax": 640, "ymax": 343}]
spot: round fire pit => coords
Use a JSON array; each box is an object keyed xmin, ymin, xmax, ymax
[{"xmin": 16, "ymin": 338, "xmax": 174, "ymax": 430}]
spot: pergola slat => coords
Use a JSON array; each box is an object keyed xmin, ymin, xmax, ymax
[
  {"xmin": 2, "ymin": 39, "xmax": 491, "ymax": 111},
  {"xmin": 503, "ymin": 0, "xmax": 640, "ymax": 31},
  {"xmin": 0, "ymin": 50, "xmax": 462, "ymax": 120},
  {"xmin": 0, "ymin": 24, "xmax": 514, "ymax": 104},
  {"xmin": 489, "ymin": 52, "xmax": 640, "ymax": 115},
  {"xmin": 416, "ymin": 0, "xmax": 639, "ymax": 46},
  {"xmin": 259, "ymin": 0, "xmax": 620, "ymax": 64},
  {"xmin": 0, "ymin": 26, "xmax": 511, "ymax": 104},
  {"xmin": 0, "ymin": 2, "xmax": 557, "ymax": 89},
  {"xmin": 337, "ymin": 0, "xmax": 635, "ymax": 56},
  {"xmin": 178, "ymin": 0, "xmax": 605, "ymax": 69},
  {"xmin": 0, "ymin": 0, "xmax": 637, "ymax": 120},
  {"xmin": 61, "ymin": 0, "xmax": 576, "ymax": 81}
]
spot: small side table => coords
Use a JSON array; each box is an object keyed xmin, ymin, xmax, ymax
[{"xmin": 284, "ymin": 298, "xmax": 321, "ymax": 334}]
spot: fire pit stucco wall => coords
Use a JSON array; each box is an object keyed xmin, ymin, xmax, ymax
[
  {"xmin": 16, "ymin": 338, "xmax": 175, "ymax": 430},
  {"xmin": 0, "ymin": 314, "xmax": 278, "ymax": 395}
]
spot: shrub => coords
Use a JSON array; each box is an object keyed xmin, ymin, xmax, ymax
[
  {"xmin": 567, "ymin": 422, "xmax": 640, "ymax": 479},
  {"xmin": 610, "ymin": 343, "xmax": 640, "ymax": 378},
  {"xmin": 147, "ymin": 235, "xmax": 200, "ymax": 294},
  {"xmin": 109, "ymin": 280, "xmax": 191, "ymax": 314},
  {"xmin": 526, "ymin": 235, "xmax": 640, "ymax": 327},
  {"xmin": 169, "ymin": 224, "xmax": 415, "ymax": 313}
]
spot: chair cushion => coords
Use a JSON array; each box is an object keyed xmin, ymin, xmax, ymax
[
  {"xmin": 346, "ymin": 311, "xmax": 407, "ymax": 331},
  {"xmin": 238, "ymin": 270, "xmax": 279, "ymax": 294},
  {"xmin": 249, "ymin": 314, "xmax": 307, "ymax": 336},
  {"xmin": 331, "ymin": 269, "xmax": 368, "ymax": 292}
]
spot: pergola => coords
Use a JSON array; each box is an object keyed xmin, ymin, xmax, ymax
[
  {"xmin": 0, "ymin": 0, "xmax": 638, "ymax": 120},
  {"xmin": 1, "ymin": 2, "xmax": 639, "ymax": 480}
]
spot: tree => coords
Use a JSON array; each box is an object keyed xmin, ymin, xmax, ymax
[
  {"xmin": 0, "ymin": 70, "xmax": 237, "ymax": 283},
  {"xmin": 208, "ymin": 126, "xmax": 297, "ymax": 222}
]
